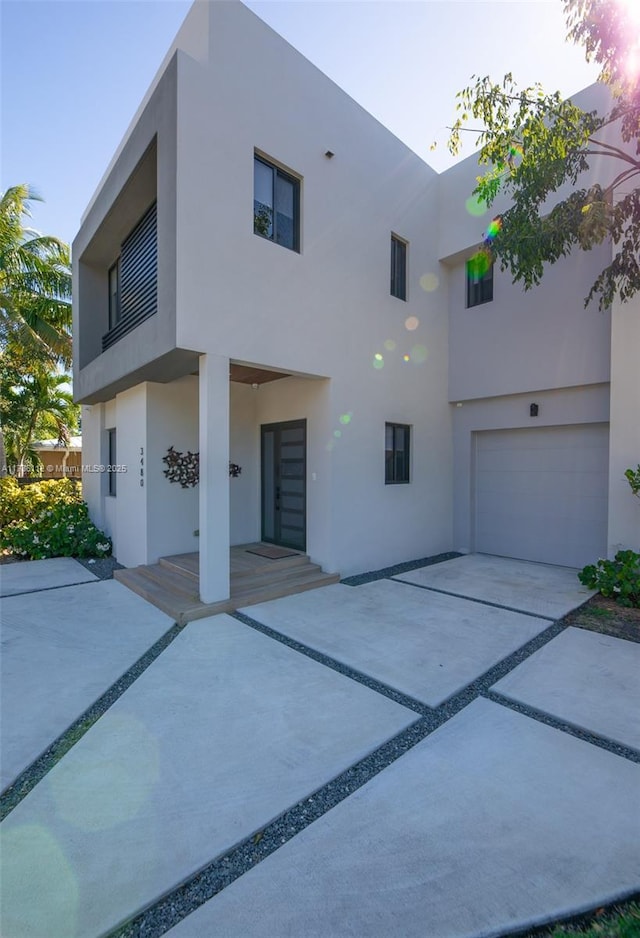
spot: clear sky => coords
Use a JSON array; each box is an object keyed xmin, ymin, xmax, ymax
[{"xmin": 1, "ymin": 0, "xmax": 600, "ymax": 246}]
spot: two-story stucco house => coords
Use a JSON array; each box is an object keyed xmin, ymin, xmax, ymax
[{"xmin": 74, "ymin": 0, "xmax": 639, "ymax": 608}]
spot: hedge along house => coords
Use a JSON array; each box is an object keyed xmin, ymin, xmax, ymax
[{"xmin": 74, "ymin": 0, "xmax": 639, "ymax": 610}]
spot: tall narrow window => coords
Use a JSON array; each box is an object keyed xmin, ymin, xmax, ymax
[
  {"xmin": 107, "ymin": 428, "xmax": 117, "ymax": 496},
  {"xmin": 390, "ymin": 235, "xmax": 407, "ymax": 300},
  {"xmin": 108, "ymin": 260, "xmax": 120, "ymax": 330},
  {"xmin": 466, "ymin": 253, "xmax": 494, "ymax": 307},
  {"xmin": 254, "ymin": 155, "xmax": 300, "ymax": 252},
  {"xmin": 385, "ymin": 422, "xmax": 411, "ymax": 484}
]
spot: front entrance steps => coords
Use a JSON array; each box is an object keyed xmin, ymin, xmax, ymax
[{"xmin": 114, "ymin": 544, "xmax": 340, "ymax": 625}]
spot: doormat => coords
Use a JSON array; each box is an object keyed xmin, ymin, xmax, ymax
[{"xmin": 246, "ymin": 546, "xmax": 299, "ymax": 560}]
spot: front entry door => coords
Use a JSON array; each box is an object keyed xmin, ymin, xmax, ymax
[{"xmin": 261, "ymin": 420, "xmax": 306, "ymax": 551}]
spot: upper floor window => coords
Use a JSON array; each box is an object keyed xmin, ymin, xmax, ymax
[
  {"xmin": 466, "ymin": 253, "xmax": 494, "ymax": 307},
  {"xmin": 107, "ymin": 428, "xmax": 117, "ymax": 496},
  {"xmin": 254, "ymin": 155, "xmax": 300, "ymax": 252},
  {"xmin": 385, "ymin": 422, "xmax": 411, "ymax": 484},
  {"xmin": 108, "ymin": 260, "xmax": 120, "ymax": 330},
  {"xmin": 103, "ymin": 202, "xmax": 157, "ymax": 352},
  {"xmin": 390, "ymin": 235, "xmax": 407, "ymax": 300}
]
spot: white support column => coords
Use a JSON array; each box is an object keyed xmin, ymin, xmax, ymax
[{"xmin": 199, "ymin": 353, "xmax": 230, "ymax": 602}]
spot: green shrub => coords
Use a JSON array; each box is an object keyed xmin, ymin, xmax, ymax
[
  {"xmin": 578, "ymin": 550, "xmax": 640, "ymax": 608},
  {"xmin": 0, "ymin": 477, "xmax": 111, "ymax": 560}
]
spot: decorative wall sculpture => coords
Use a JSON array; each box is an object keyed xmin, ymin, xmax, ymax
[{"xmin": 162, "ymin": 447, "xmax": 242, "ymax": 487}]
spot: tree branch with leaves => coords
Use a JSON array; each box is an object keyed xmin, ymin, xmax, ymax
[{"xmin": 444, "ymin": 0, "xmax": 640, "ymax": 311}]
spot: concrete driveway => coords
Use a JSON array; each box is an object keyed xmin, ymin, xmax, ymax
[{"xmin": 1, "ymin": 555, "xmax": 638, "ymax": 938}]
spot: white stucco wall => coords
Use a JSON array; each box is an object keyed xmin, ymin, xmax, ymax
[
  {"xmin": 446, "ymin": 248, "xmax": 612, "ymax": 402},
  {"xmin": 145, "ymin": 376, "xmax": 200, "ymax": 561},
  {"xmin": 230, "ymin": 382, "xmax": 260, "ymax": 546},
  {"xmin": 113, "ymin": 385, "xmax": 148, "ymax": 567},
  {"xmin": 608, "ymin": 294, "xmax": 640, "ymax": 554}
]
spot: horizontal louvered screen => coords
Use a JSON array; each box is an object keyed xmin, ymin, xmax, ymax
[{"xmin": 102, "ymin": 203, "xmax": 157, "ymax": 351}]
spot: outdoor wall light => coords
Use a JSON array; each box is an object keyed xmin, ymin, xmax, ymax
[
  {"xmin": 530, "ymin": 403, "xmax": 539, "ymax": 417},
  {"xmin": 251, "ymin": 383, "xmax": 259, "ymax": 390},
  {"xmin": 324, "ymin": 150, "xmax": 335, "ymax": 159}
]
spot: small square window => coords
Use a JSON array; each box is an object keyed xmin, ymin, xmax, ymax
[
  {"xmin": 107, "ymin": 428, "xmax": 117, "ymax": 496},
  {"xmin": 254, "ymin": 155, "xmax": 300, "ymax": 252},
  {"xmin": 385, "ymin": 422, "xmax": 410, "ymax": 484},
  {"xmin": 390, "ymin": 235, "xmax": 407, "ymax": 301},
  {"xmin": 466, "ymin": 253, "xmax": 494, "ymax": 307}
]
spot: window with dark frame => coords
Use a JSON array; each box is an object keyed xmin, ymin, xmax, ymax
[
  {"xmin": 254, "ymin": 155, "xmax": 300, "ymax": 252},
  {"xmin": 385, "ymin": 422, "xmax": 411, "ymax": 484},
  {"xmin": 107, "ymin": 428, "xmax": 117, "ymax": 496},
  {"xmin": 466, "ymin": 255, "xmax": 494, "ymax": 307},
  {"xmin": 390, "ymin": 235, "xmax": 407, "ymax": 300},
  {"xmin": 108, "ymin": 260, "xmax": 120, "ymax": 330},
  {"xmin": 103, "ymin": 202, "xmax": 157, "ymax": 351}
]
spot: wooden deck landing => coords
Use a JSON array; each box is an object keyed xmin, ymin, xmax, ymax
[{"xmin": 114, "ymin": 544, "xmax": 340, "ymax": 625}]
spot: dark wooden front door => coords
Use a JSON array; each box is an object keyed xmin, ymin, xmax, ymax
[{"xmin": 261, "ymin": 420, "xmax": 306, "ymax": 551}]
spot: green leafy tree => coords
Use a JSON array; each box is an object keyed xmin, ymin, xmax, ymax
[
  {"xmin": 1, "ymin": 357, "xmax": 79, "ymax": 476},
  {"xmin": 446, "ymin": 0, "xmax": 640, "ymax": 311},
  {"xmin": 0, "ymin": 185, "xmax": 72, "ymax": 475}
]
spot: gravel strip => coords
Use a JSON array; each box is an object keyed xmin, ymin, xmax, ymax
[
  {"xmin": 75, "ymin": 555, "xmax": 125, "ymax": 579},
  {"xmin": 340, "ymin": 551, "xmax": 461, "ymax": 586},
  {"xmin": 484, "ymin": 690, "xmax": 640, "ymax": 764},
  {"xmin": 0, "ymin": 623, "xmax": 183, "ymax": 820},
  {"xmin": 232, "ymin": 610, "xmax": 430, "ymax": 714},
  {"xmin": 105, "ymin": 618, "xmax": 576, "ymax": 938},
  {"xmin": 389, "ymin": 577, "xmax": 560, "ymax": 620},
  {"xmin": 6, "ymin": 549, "xmax": 636, "ymax": 938}
]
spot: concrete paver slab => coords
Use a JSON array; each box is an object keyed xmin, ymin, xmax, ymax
[
  {"xmin": 393, "ymin": 553, "xmax": 594, "ymax": 618},
  {"xmin": 1, "ymin": 580, "xmax": 174, "ymax": 790},
  {"xmin": 0, "ymin": 616, "xmax": 415, "ymax": 938},
  {"xmin": 167, "ymin": 699, "xmax": 640, "ymax": 938},
  {"xmin": 0, "ymin": 557, "xmax": 97, "ymax": 596},
  {"xmin": 492, "ymin": 627, "xmax": 640, "ymax": 753},
  {"xmin": 241, "ymin": 580, "xmax": 550, "ymax": 706}
]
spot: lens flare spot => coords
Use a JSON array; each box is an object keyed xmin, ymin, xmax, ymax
[
  {"xmin": 384, "ymin": 338, "xmax": 397, "ymax": 351},
  {"xmin": 0, "ymin": 825, "xmax": 79, "ymax": 938},
  {"xmin": 50, "ymin": 714, "xmax": 159, "ymax": 832},
  {"xmin": 339, "ymin": 413, "xmax": 352, "ymax": 425},
  {"xmin": 404, "ymin": 316, "xmax": 419, "ymax": 331},
  {"xmin": 325, "ymin": 441, "xmax": 335, "ymax": 451},
  {"xmin": 373, "ymin": 354, "xmax": 384, "ymax": 370},
  {"xmin": 403, "ymin": 354, "xmax": 411, "ymax": 363},
  {"xmin": 465, "ymin": 195, "xmax": 487, "ymax": 217},
  {"xmin": 508, "ymin": 143, "xmax": 524, "ymax": 167},
  {"xmin": 485, "ymin": 217, "xmax": 502, "ymax": 240},
  {"xmin": 410, "ymin": 344, "xmax": 428, "ymax": 364},
  {"xmin": 419, "ymin": 272, "xmax": 439, "ymax": 292},
  {"xmin": 333, "ymin": 429, "xmax": 342, "ymax": 438},
  {"xmin": 467, "ymin": 250, "xmax": 492, "ymax": 279}
]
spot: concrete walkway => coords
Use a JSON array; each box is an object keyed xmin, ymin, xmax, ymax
[{"xmin": 1, "ymin": 555, "xmax": 638, "ymax": 938}]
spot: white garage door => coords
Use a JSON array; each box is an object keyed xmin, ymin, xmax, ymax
[{"xmin": 475, "ymin": 424, "xmax": 609, "ymax": 568}]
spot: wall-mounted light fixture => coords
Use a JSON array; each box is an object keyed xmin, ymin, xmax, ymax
[
  {"xmin": 530, "ymin": 403, "xmax": 539, "ymax": 417},
  {"xmin": 251, "ymin": 383, "xmax": 259, "ymax": 391},
  {"xmin": 324, "ymin": 150, "xmax": 335, "ymax": 159}
]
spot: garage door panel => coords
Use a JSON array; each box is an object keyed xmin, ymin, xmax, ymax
[
  {"xmin": 478, "ymin": 444, "xmax": 608, "ymax": 474},
  {"xmin": 475, "ymin": 425, "xmax": 608, "ymax": 568},
  {"xmin": 476, "ymin": 469, "xmax": 607, "ymax": 499}
]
